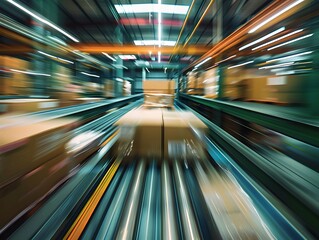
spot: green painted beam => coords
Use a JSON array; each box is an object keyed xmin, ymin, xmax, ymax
[{"xmin": 180, "ymin": 94, "xmax": 319, "ymax": 147}]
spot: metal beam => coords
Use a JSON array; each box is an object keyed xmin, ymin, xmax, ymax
[{"xmin": 70, "ymin": 44, "xmax": 210, "ymax": 55}]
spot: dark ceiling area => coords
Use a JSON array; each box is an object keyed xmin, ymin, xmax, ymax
[{"xmin": 1, "ymin": 0, "xmax": 275, "ymax": 67}]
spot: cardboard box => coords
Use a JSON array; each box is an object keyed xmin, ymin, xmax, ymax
[
  {"xmin": 265, "ymin": 75, "xmax": 305, "ymax": 92},
  {"xmin": 143, "ymin": 80, "xmax": 175, "ymax": 94},
  {"xmin": 0, "ymin": 153, "xmax": 70, "ymax": 229},
  {"xmin": 245, "ymin": 78, "xmax": 267, "ymax": 101},
  {"xmin": 144, "ymin": 93, "xmax": 174, "ymax": 107},
  {"xmin": 104, "ymin": 80, "xmax": 115, "ymax": 98},
  {"xmin": 116, "ymin": 110, "xmax": 162, "ymax": 159},
  {"xmin": 0, "ymin": 99, "xmax": 59, "ymax": 113},
  {"xmin": 162, "ymin": 111, "xmax": 207, "ymax": 159},
  {"xmin": 53, "ymin": 92, "xmax": 79, "ymax": 101},
  {"xmin": 0, "ymin": 117, "xmax": 78, "ymax": 187}
]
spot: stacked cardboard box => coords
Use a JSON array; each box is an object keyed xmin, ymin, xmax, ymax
[
  {"xmin": 186, "ymin": 72, "xmax": 204, "ymax": 95},
  {"xmin": 0, "ymin": 56, "xmax": 31, "ymax": 95},
  {"xmin": 123, "ymin": 80, "xmax": 131, "ymax": 96},
  {"xmin": 222, "ymin": 67, "xmax": 248, "ymax": 100},
  {"xmin": 115, "ymin": 109, "xmax": 207, "ymax": 161},
  {"xmin": 115, "ymin": 109, "xmax": 163, "ymax": 159},
  {"xmin": 104, "ymin": 79, "xmax": 115, "ymax": 98},
  {"xmin": 143, "ymin": 80, "xmax": 175, "ymax": 107},
  {"xmin": 0, "ymin": 99, "xmax": 59, "ymax": 114},
  {"xmin": 202, "ymin": 68, "xmax": 218, "ymax": 99},
  {"xmin": 0, "ymin": 116, "xmax": 78, "ymax": 228},
  {"xmin": 264, "ymin": 75, "xmax": 305, "ymax": 104}
]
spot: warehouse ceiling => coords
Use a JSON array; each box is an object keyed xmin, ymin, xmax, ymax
[{"xmin": 1, "ymin": 0, "xmax": 274, "ymax": 70}]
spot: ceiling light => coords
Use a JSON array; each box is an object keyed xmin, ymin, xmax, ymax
[
  {"xmin": 38, "ymin": 51, "xmax": 74, "ymax": 64},
  {"xmin": 239, "ymin": 27, "xmax": 285, "ymax": 51},
  {"xmin": 228, "ymin": 61, "xmax": 254, "ymax": 69},
  {"xmin": 102, "ymin": 52, "xmax": 116, "ymax": 61},
  {"xmin": 266, "ymin": 51, "xmax": 313, "ymax": 63},
  {"xmin": 112, "ymin": 64, "xmax": 128, "ymax": 69},
  {"xmin": 118, "ymin": 55, "xmax": 136, "ymax": 60},
  {"xmin": 10, "ymin": 69, "xmax": 51, "ymax": 76},
  {"xmin": 158, "ymin": 52, "xmax": 161, "ymax": 63},
  {"xmin": 195, "ymin": 57, "xmax": 212, "ymax": 68},
  {"xmin": 146, "ymin": 68, "xmax": 150, "ymax": 73},
  {"xmin": 114, "ymin": 4, "xmax": 189, "ymax": 15},
  {"xmin": 249, "ymin": 0, "xmax": 304, "ymax": 33},
  {"xmin": 259, "ymin": 62, "xmax": 294, "ymax": 69},
  {"xmin": 276, "ymin": 71, "xmax": 295, "ymax": 75},
  {"xmin": 81, "ymin": 72, "xmax": 100, "ymax": 78},
  {"xmin": 7, "ymin": 0, "xmax": 79, "ymax": 42},
  {"xmin": 267, "ymin": 33, "xmax": 313, "ymax": 50},
  {"xmin": 252, "ymin": 29, "xmax": 303, "ymax": 50},
  {"xmin": 134, "ymin": 40, "xmax": 176, "ymax": 46}
]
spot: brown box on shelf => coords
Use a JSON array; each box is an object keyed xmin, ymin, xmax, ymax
[
  {"xmin": 265, "ymin": 75, "xmax": 305, "ymax": 93},
  {"xmin": 245, "ymin": 78, "xmax": 267, "ymax": 101},
  {"xmin": 0, "ymin": 117, "xmax": 78, "ymax": 187},
  {"xmin": 104, "ymin": 80, "xmax": 115, "ymax": 98},
  {"xmin": 53, "ymin": 92, "xmax": 79, "ymax": 100},
  {"xmin": 0, "ymin": 99, "xmax": 59, "ymax": 114}
]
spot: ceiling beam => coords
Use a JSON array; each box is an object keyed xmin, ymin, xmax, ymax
[{"xmin": 69, "ymin": 44, "xmax": 210, "ymax": 55}]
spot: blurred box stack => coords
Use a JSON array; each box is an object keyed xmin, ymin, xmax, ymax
[
  {"xmin": 143, "ymin": 80, "xmax": 175, "ymax": 108},
  {"xmin": 115, "ymin": 109, "xmax": 207, "ymax": 161},
  {"xmin": 0, "ymin": 116, "xmax": 79, "ymax": 228},
  {"xmin": 0, "ymin": 56, "xmax": 31, "ymax": 95},
  {"xmin": 223, "ymin": 68, "xmax": 247, "ymax": 100},
  {"xmin": 186, "ymin": 72, "xmax": 204, "ymax": 95},
  {"xmin": 123, "ymin": 80, "xmax": 131, "ymax": 96},
  {"xmin": 0, "ymin": 99, "xmax": 59, "ymax": 114},
  {"xmin": 104, "ymin": 79, "xmax": 115, "ymax": 98},
  {"xmin": 264, "ymin": 75, "xmax": 305, "ymax": 104},
  {"xmin": 115, "ymin": 109, "xmax": 163, "ymax": 160},
  {"xmin": 202, "ymin": 68, "xmax": 218, "ymax": 99}
]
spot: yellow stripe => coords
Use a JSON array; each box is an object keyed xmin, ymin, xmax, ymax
[
  {"xmin": 100, "ymin": 130, "xmax": 119, "ymax": 147},
  {"xmin": 64, "ymin": 159, "xmax": 121, "ymax": 239}
]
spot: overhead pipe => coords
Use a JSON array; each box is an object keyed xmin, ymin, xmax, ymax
[{"xmin": 183, "ymin": 0, "xmax": 310, "ymax": 72}]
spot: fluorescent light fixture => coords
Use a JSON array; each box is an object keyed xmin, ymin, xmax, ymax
[
  {"xmin": 195, "ymin": 57, "xmax": 212, "ymax": 68},
  {"xmin": 38, "ymin": 51, "xmax": 74, "ymax": 64},
  {"xmin": 164, "ymin": 67, "xmax": 167, "ymax": 73},
  {"xmin": 259, "ymin": 62, "xmax": 294, "ymax": 69},
  {"xmin": 134, "ymin": 40, "xmax": 176, "ymax": 46},
  {"xmin": 252, "ymin": 29, "xmax": 303, "ymax": 50},
  {"xmin": 81, "ymin": 71, "xmax": 100, "ymax": 78},
  {"xmin": 266, "ymin": 51, "xmax": 313, "ymax": 63},
  {"xmin": 267, "ymin": 33, "xmax": 313, "ymax": 50},
  {"xmin": 102, "ymin": 52, "xmax": 116, "ymax": 61},
  {"xmin": 228, "ymin": 61, "xmax": 254, "ymax": 69},
  {"xmin": 7, "ymin": 0, "xmax": 79, "ymax": 42},
  {"xmin": 249, "ymin": 0, "xmax": 304, "ymax": 33},
  {"xmin": 158, "ymin": 51, "xmax": 161, "ymax": 63},
  {"xmin": 57, "ymin": 57, "xmax": 74, "ymax": 64},
  {"xmin": 239, "ymin": 27, "xmax": 285, "ymax": 51},
  {"xmin": 118, "ymin": 55, "xmax": 136, "ymax": 60},
  {"xmin": 116, "ymin": 78, "xmax": 123, "ymax": 82},
  {"xmin": 10, "ymin": 69, "xmax": 51, "ymax": 76},
  {"xmin": 145, "ymin": 67, "xmax": 150, "ymax": 73},
  {"xmin": 276, "ymin": 71, "xmax": 295, "ymax": 75},
  {"xmin": 122, "ymin": 66, "xmax": 128, "ymax": 69},
  {"xmin": 114, "ymin": 4, "xmax": 189, "ymax": 15}
]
